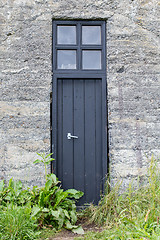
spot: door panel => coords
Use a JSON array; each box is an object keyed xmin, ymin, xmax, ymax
[
  {"xmin": 73, "ymin": 80, "xmax": 85, "ymax": 194},
  {"xmin": 57, "ymin": 79, "xmax": 102, "ymax": 204},
  {"xmin": 84, "ymin": 80, "xmax": 96, "ymax": 203}
]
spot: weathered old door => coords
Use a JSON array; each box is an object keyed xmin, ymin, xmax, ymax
[
  {"xmin": 57, "ymin": 79, "xmax": 103, "ymax": 204},
  {"xmin": 52, "ymin": 20, "xmax": 107, "ymax": 205}
]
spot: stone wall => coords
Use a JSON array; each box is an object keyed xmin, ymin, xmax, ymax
[{"xmin": 0, "ymin": 0, "xmax": 159, "ymax": 188}]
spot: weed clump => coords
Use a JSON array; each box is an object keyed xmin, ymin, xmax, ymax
[
  {"xmin": 80, "ymin": 155, "xmax": 160, "ymax": 239},
  {"xmin": 0, "ymin": 204, "xmax": 40, "ymax": 240},
  {"xmin": 0, "ymin": 153, "xmax": 84, "ymax": 239}
]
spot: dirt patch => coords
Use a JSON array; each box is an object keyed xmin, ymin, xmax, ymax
[
  {"xmin": 50, "ymin": 223, "xmax": 103, "ymax": 240},
  {"xmin": 52, "ymin": 229, "xmax": 78, "ymax": 240}
]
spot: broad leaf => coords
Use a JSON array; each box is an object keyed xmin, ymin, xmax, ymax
[
  {"xmin": 44, "ymin": 192, "xmax": 53, "ymax": 204},
  {"xmin": 45, "ymin": 159, "xmax": 54, "ymax": 164},
  {"xmin": 45, "ymin": 179, "xmax": 53, "ymax": 191},
  {"xmin": 65, "ymin": 221, "xmax": 74, "ymax": 230},
  {"xmin": 65, "ymin": 221, "xmax": 84, "ymax": 234},
  {"xmin": 54, "ymin": 191, "xmax": 68, "ymax": 209},
  {"xmin": 70, "ymin": 210, "xmax": 77, "ymax": 224},
  {"xmin": 38, "ymin": 191, "xmax": 45, "ymax": 207},
  {"xmin": 51, "ymin": 209, "xmax": 60, "ymax": 218},
  {"xmin": 33, "ymin": 159, "xmax": 42, "ymax": 164},
  {"xmin": 66, "ymin": 189, "xmax": 84, "ymax": 199},
  {"xmin": 36, "ymin": 152, "xmax": 41, "ymax": 156},
  {"xmin": 63, "ymin": 209, "xmax": 70, "ymax": 219},
  {"xmin": 31, "ymin": 206, "xmax": 41, "ymax": 217},
  {"xmin": 72, "ymin": 226, "xmax": 84, "ymax": 235},
  {"xmin": 57, "ymin": 215, "xmax": 65, "ymax": 229},
  {"xmin": 48, "ymin": 174, "xmax": 60, "ymax": 185},
  {"xmin": 45, "ymin": 153, "xmax": 54, "ymax": 159},
  {"xmin": 42, "ymin": 208, "xmax": 49, "ymax": 212}
]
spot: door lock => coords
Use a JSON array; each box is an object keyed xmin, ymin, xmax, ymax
[{"xmin": 67, "ymin": 133, "xmax": 78, "ymax": 140}]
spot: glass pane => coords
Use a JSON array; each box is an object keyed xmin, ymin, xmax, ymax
[
  {"xmin": 57, "ymin": 26, "xmax": 76, "ymax": 44},
  {"xmin": 82, "ymin": 26, "xmax": 101, "ymax": 45},
  {"xmin": 82, "ymin": 51, "xmax": 101, "ymax": 69},
  {"xmin": 57, "ymin": 50, "xmax": 76, "ymax": 69}
]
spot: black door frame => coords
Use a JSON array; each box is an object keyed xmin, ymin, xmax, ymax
[{"xmin": 52, "ymin": 20, "xmax": 108, "ymax": 193}]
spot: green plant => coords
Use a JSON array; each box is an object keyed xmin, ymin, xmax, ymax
[
  {"xmin": 0, "ymin": 178, "xmax": 32, "ymax": 207},
  {"xmin": 80, "ymin": 180, "xmax": 122, "ymax": 227},
  {"xmin": 32, "ymin": 152, "xmax": 84, "ymax": 233},
  {"xmin": 31, "ymin": 173, "xmax": 84, "ymax": 233},
  {"xmin": 0, "ymin": 176, "xmax": 84, "ymax": 234},
  {"xmin": 75, "ymin": 223, "xmax": 160, "ymax": 240},
  {"xmin": 33, "ymin": 153, "xmax": 55, "ymax": 181},
  {"xmin": 0, "ymin": 204, "xmax": 40, "ymax": 240},
  {"xmin": 0, "ymin": 152, "xmax": 84, "ymax": 237},
  {"xmin": 79, "ymin": 155, "xmax": 160, "ymax": 239}
]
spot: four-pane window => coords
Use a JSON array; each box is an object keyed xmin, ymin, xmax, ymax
[{"xmin": 54, "ymin": 22, "xmax": 104, "ymax": 70}]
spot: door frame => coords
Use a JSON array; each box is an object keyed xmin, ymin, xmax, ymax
[{"xmin": 52, "ymin": 20, "xmax": 108, "ymax": 193}]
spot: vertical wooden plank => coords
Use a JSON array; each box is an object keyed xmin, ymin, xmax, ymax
[
  {"xmin": 62, "ymin": 79, "xmax": 74, "ymax": 189},
  {"xmin": 57, "ymin": 79, "xmax": 63, "ymax": 182},
  {"xmin": 95, "ymin": 79, "xmax": 102, "ymax": 204},
  {"xmin": 101, "ymin": 76, "xmax": 108, "ymax": 191},
  {"xmin": 73, "ymin": 79, "xmax": 85, "ymax": 204},
  {"xmin": 52, "ymin": 75, "xmax": 57, "ymax": 174},
  {"xmin": 84, "ymin": 79, "xmax": 96, "ymax": 203}
]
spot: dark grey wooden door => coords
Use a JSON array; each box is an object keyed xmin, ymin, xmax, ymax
[{"xmin": 57, "ymin": 78, "xmax": 103, "ymax": 204}]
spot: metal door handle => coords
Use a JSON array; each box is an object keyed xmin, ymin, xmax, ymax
[{"xmin": 67, "ymin": 133, "xmax": 78, "ymax": 140}]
